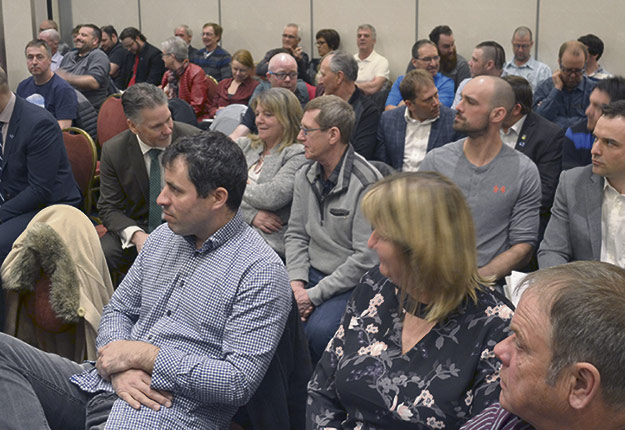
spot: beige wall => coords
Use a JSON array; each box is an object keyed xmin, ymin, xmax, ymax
[{"xmin": 2, "ymin": 0, "xmax": 625, "ymax": 89}]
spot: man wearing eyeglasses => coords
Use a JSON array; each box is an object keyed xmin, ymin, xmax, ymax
[
  {"xmin": 255, "ymin": 24, "xmax": 311, "ymax": 84},
  {"xmin": 385, "ymin": 40, "xmax": 454, "ymax": 110},
  {"xmin": 534, "ymin": 41, "xmax": 596, "ymax": 129},
  {"xmin": 502, "ymin": 26, "xmax": 552, "ymax": 91}
]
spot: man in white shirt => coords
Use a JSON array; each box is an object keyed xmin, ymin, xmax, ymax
[
  {"xmin": 38, "ymin": 29, "xmax": 63, "ymax": 71},
  {"xmin": 539, "ymin": 100, "xmax": 625, "ymax": 268},
  {"xmin": 353, "ymin": 24, "xmax": 389, "ymax": 95},
  {"xmin": 502, "ymin": 26, "xmax": 552, "ymax": 91}
]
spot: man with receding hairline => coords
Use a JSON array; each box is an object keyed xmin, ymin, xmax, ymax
[
  {"xmin": 421, "ymin": 76, "xmax": 541, "ymax": 281},
  {"xmin": 502, "ymin": 26, "xmax": 552, "ymax": 91}
]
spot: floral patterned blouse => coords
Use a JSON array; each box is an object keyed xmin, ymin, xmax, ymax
[{"xmin": 307, "ymin": 267, "xmax": 512, "ymax": 430}]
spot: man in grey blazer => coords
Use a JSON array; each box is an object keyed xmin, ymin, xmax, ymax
[
  {"xmin": 373, "ymin": 69, "xmax": 459, "ymax": 171},
  {"xmin": 538, "ymin": 101, "xmax": 625, "ymax": 268},
  {"xmin": 98, "ymin": 83, "xmax": 199, "ymax": 273}
]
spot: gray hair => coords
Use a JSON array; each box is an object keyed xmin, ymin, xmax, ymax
[
  {"xmin": 512, "ymin": 26, "xmax": 533, "ymax": 41},
  {"xmin": 327, "ymin": 51, "xmax": 358, "ymax": 82},
  {"xmin": 305, "ymin": 95, "xmax": 355, "ymax": 145},
  {"xmin": 121, "ymin": 83, "xmax": 168, "ymax": 123},
  {"xmin": 0, "ymin": 66, "xmax": 7, "ymax": 89},
  {"xmin": 284, "ymin": 23, "xmax": 301, "ymax": 37},
  {"xmin": 176, "ymin": 24, "xmax": 192, "ymax": 38},
  {"xmin": 161, "ymin": 36, "xmax": 188, "ymax": 62},
  {"xmin": 357, "ymin": 24, "xmax": 376, "ymax": 40},
  {"xmin": 39, "ymin": 29, "xmax": 60, "ymax": 43},
  {"xmin": 523, "ymin": 261, "xmax": 625, "ymax": 407}
]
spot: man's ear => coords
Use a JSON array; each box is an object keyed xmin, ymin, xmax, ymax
[
  {"xmin": 127, "ymin": 118, "xmax": 139, "ymax": 135},
  {"xmin": 211, "ymin": 187, "xmax": 229, "ymax": 210},
  {"xmin": 568, "ymin": 362, "xmax": 601, "ymax": 410},
  {"xmin": 490, "ymin": 106, "xmax": 507, "ymax": 124},
  {"xmin": 327, "ymin": 126, "xmax": 341, "ymax": 146}
]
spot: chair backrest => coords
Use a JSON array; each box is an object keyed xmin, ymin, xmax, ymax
[
  {"xmin": 305, "ymin": 82, "xmax": 317, "ymax": 101},
  {"xmin": 96, "ymin": 93, "xmax": 128, "ymax": 146},
  {"xmin": 210, "ymin": 104, "xmax": 248, "ymax": 135},
  {"xmin": 62, "ymin": 127, "xmax": 97, "ymax": 213},
  {"xmin": 206, "ymin": 74, "xmax": 218, "ymax": 105}
]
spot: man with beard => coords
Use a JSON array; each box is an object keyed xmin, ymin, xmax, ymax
[
  {"xmin": 502, "ymin": 26, "xmax": 552, "ymax": 91},
  {"xmin": 534, "ymin": 41, "xmax": 596, "ymax": 129},
  {"xmin": 420, "ymin": 76, "xmax": 541, "ymax": 282}
]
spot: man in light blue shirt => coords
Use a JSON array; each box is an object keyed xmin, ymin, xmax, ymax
[{"xmin": 502, "ymin": 26, "xmax": 552, "ymax": 91}]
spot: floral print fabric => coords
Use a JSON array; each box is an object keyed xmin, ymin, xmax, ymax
[{"xmin": 307, "ymin": 266, "xmax": 512, "ymax": 430}]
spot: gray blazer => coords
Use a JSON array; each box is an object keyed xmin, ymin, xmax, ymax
[
  {"xmin": 237, "ymin": 137, "xmax": 307, "ymax": 256},
  {"xmin": 537, "ymin": 165, "xmax": 602, "ymax": 268}
]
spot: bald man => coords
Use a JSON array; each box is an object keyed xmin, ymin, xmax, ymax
[
  {"xmin": 230, "ymin": 52, "xmax": 309, "ymax": 140},
  {"xmin": 421, "ymin": 76, "xmax": 541, "ymax": 281}
]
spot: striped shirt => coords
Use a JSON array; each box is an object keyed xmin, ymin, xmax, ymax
[
  {"xmin": 460, "ymin": 403, "xmax": 535, "ymax": 430},
  {"xmin": 71, "ymin": 211, "xmax": 292, "ymax": 429}
]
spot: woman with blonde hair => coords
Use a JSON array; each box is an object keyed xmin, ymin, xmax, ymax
[
  {"xmin": 210, "ymin": 49, "xmax": 259, "ymax": 117},
  {"xmin": 237, "ymin": 87, "xmax": 306, "ymax": 257},
  {"xmin": 308, "ymin": 171, "xmax": 511, "ymax": 429}
]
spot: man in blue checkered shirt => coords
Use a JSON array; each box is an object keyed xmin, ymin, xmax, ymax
[{"xmin": 0, "ymin": 131, "xmax": 292, "ymax": 429}]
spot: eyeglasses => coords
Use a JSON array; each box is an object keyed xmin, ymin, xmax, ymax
[
  {"xmin": 299, "ymin": 125, "xmax": 326, "ymax": 136},
  {"xmin": 268, "ymin": 71, "xmax": 298, "ymax": 80},
  {"xmin": 282, "ymin": 33, "xmax": 297, "ymax": 39},
  {"xmin": 316, "ymin": 40, "xmax": 327, "ymax": 46},
  {"xmin": 161, "ymin": 53, "xmax": 173, "ymax": 59},
  {"xmin": 512, "ymin": 43, "xmax": 531, "ymax": 50},
  {"xmin": 560, "ymin": 66, "xmax": 585, "ymax": 75},
  {"xmin": 416, "ymin": 55, "xmax": 440, "ymax": 63}
]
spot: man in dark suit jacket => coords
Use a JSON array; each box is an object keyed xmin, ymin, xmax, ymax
[
  {"xmin": 98, "ymin": 83, "xmax": 199, "ymax": 272},
  {"xmin": 373, "ymin": 69, "xmax": 459, "ymax": 170},
  {"xmin": 118, "ymin": 27, "xmax": 166, "ymax": 89},
  {"xmin": 0, "ymin": 66, "xmax": 81, "ymax": 265},
  {"xmin": 502, "ymin": 76, "xmax": 564, "ymax": 238},
  {"xmin": 538, "ymin": 101, "xmax": 625, "ymax": 268}
]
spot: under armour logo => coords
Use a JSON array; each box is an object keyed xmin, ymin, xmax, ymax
[{"xmin": 493, "ymin": 185, "xmax": 506, "ymax": 193}]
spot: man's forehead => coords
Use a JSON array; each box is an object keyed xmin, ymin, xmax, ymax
[
  {"xmin": 357, "ymin": 29, "xmax": 372, "ymax": 36},
  {"xmin": 418, "ymin": 44, "xmax": 437, "ymax": 56},
  {"xmin": 417, "ymin": 85, "xmax": 438, "ymax": 99},
  {"xmin": 270, "ymin": 57, "xmax": 297, "ymax": 72},
  {"xmin": 26, "ymin": 46, "xmax": 48, "ymax": 57},
  {"xmin": 139, "ymin": 104, "xmax": 170, "ymax": 123},
  {"xmin": 439, "ymin": 34, "xmax": 454, "ymax": 45},
  {"xmin": 464, "ymin": 77, "xmax": 491, "ymax": 101},
  {"xmin": 302, "ymin": 109, "xmax": 320, "ymax": 126},
  {"xmin": 513, "ymin": 33, "xmax": 531, "ymax": 42},
  {"xmin": 80, "ymin": 27, "xmax": 94, "ymax": 37},
  {"xmin": 284, "ymin": 26, "xmax": 298, "ymax": 35},
  {"xmin": 595, "ymin": 115, "xmax": 625, "ymax": 142},
  {"xmin": 560, "ymin": 51, "xmax": 585, "ymax": 67}
]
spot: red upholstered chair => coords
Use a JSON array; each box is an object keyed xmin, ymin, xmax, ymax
[
  {"xmin": 96, "ymin": 93, "xmax": 128, "ymax": 146},
  {"xmin": 62, "ymin": 127, "xmax": 97, "ymax": 214},
  {"xmin": 305, "ymin": 82, "xmax": 317, "ymax": 100}
]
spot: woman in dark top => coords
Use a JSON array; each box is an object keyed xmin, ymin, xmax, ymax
[
  {"xmin": 307, "ymin": 172, "xmax": 512, "ymax": 429},
  {"xmin": 210, "ymin": 49, "xmax": 259, "ymax": 118}
]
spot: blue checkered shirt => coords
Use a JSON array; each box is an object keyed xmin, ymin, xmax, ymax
[{"xmin": 71, "ymin": 211, "xmax": 291, "ymax": 429}]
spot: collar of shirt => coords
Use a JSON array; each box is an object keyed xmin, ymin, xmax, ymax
[
  {"xmin": 507, "ymin": 56, "xmax": 538, "ymax": 70},
  {"xmin": 500, "ymin": 114, "xmax": 527, "ymax": 147},
  {"xmin": 358, "ymin": 50, "xmax": 377, "ymax": 63},
  {"xmin": 603, "ymin": 177, "xmax": 624, "ymax": 197},
  {"xmin": 403, "ymin": 106, "xmax": 438, "ymax": 125},
  {"xmin": 315, "ymin": 146, "xmax": 348, "ymax": 196},
  {"xmin": 0, "ymin": 93, "xmax": 16, "ymax": 145},
  {"xmin": 191, "ymin": 210, "xmax": 246, "ymax": 253},
  {"xmin": 136, "ymin": 135, "xmax": 165, "ymax": 155}
]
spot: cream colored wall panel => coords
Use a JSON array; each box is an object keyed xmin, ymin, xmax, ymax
[
  {"xmin": 419, "ymin": 0, "xmax": 537, "ymax": 70},
  {"xmin": 139, "ymin": 0, "xmax": 219, "ymax": 51},
  {"xmin": 313, "ymin": 0, "xmax": 415, "ymax": 82},
  {"xmin": 222, "ymin": 0, "xmax": 310, "ymax": 68},
  {"xmin": 538, "ymin": 1, "xmax": 625, "ymax": 75},
  {"xmin": 2, "ymin": 0, "xmax": 35, "ymax": 88},
  {"xmin": 71, "ymin": 0, "xmax": 139, "ymax": 33}
]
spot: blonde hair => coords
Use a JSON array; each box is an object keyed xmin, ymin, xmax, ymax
[
  {"xmin": 249, "ymin": 88, "xmax": 302, "ymax": 152},
  {"xmin": 361, "ymin": 171, "xmax": 485, "ymax": 321}
]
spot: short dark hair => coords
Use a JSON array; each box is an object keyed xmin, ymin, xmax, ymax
[
  {"xmin": 595, "ymin": 76, "xmax": 625, "ymax": 103},
  {"xmin": 121, "ymin": 83, "xmax": 168, "ymax": 123},
  {"xmin": 411, "ymin": 39, "xmax": 436, "ymax": 60},
  {"xmin": 476, "ymin": 41, "xmax": 506, "ymax": 70},
  {"xmin": 25, "ymin": 39, "xmax": 51, "ymax": 57},
  {"xmin": 428, "ymin": 25, "xmax": 453, "ymax": 45},
  {"xmin": 101, "ymin": 25, "xmax": 118, "ymax": 39},
  {"xmin": 316, "ymin": 29, "xmax": 341, "ymax": 50},
  {"xmin": 203, "ymin": 22, "xmax": 223, "ymax": 40},
  {"xmin": 578, "ymin": 34, "xmax": 604, "ymax": 60},
  {"xmin": 81, "ymin": 24, "xmax": 102, "ymax": 44},
  {"xmin": 119, "ymin": 27, "xmax": 146, "ymax": 43},
  {"xmin": 502, "ymin": 75, "xmax": 533, "ymax": 115},
  {"xmin": 162, "ymin": 131, "xmax": 247, "ymax": 211},
  {"xmin": 601, "ymin": 100, "xmax": 625, "ymax": 120},
  {"xmin": 400, "ymin": 69, "xmax": 435, "ymax": 101}
]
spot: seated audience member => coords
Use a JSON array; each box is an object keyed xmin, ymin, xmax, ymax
[
  {"xmin": 317, "ymin": 50, "xmax": 380, "ymax": 159},
  {"xmin": 502, "ymin": 26, "xmax": 552, "ymax": 91},
  {"xmin": 534, "ymin": 41, "xmax": 595, "ymax": 129},
  {"xmin": 191, "ymin": 22, "xmax": 231, "ymax": 81},
  {"xmin": 210, "ymin": 49, "xmax": 259, "ymax": 118},
  {"xmin": 256, "ymin": 23, "xmax": 311, "ymax": 84},
  {"xmin": 98, "ymin": 83, "xmax": 199, "ymax": 274},
  {"xmin": 160, "ymin": 36, "xmax": 211, "ymax": 121},
  {"xmin": 578, "ymin": 34, "xmax": 611, "ymax": 81},
  {"xmin": 174, "ymin": 24, "xmax": 198, "ymax": 59},
  {"xmin": 236, "ymin": 88, "xmax": 306, "ymax": 257},
  {"xmin": 563, "ymin": 76, "xmax": 625, "ymax": 169},
  {"xmin": 538, "ymin": 101, "xmax": 625, "ymax": 269},
  {"xmin": 353, "ymin": 24, "xmax": 389, "ymax": 96},
  {"xmin": 39, "ymin": 19, "xmax": 70, "ymax": 55},
  {"xmin": 286, "ymin": 95, "xmax": 381, "ymax": 364},
  {"xmin": 502, "ymin": 75, "xmax": 564, "ymax": 238},
  {"xmin": 308, "ymin": 172, "xmax": 511, "ymax": 429},
  {"xmin": 453, "ymin": 41, "xmax": 506, "ymax": 108},
  {"xmin": 309, "ymin": 28, "xmax": 341, "ymax": 84},
  {"xmin": 460, "ymin": 261, "xmax": 625, "ymax": 430},
  {"xmin": 386, "ymin": 40, "xmax": 454, "ymax": 109},
  {"xmin": 0, "ymin": 131, "xmax": 292, "ymax": 429},
  {"xmin": 0, "ymin": 66, "xmax": 81, "ymax": 267},
  {"xmin": 57, "ymin": 24, "xmax": 110, "ymax": 110},
  {"xmin": 421, "ymin": 76, "xmax": 541, "ymax": 282},
  {"xmin": 375, "ymin": 69, "xmax": 459, "ymax": 171},
  {"xmin": 100, "ymin": 25, "xmax": 131, "ymax": 90},
  {"xmin": 230, "ymin": 53, "xmax": 309, "ymax": 140},
  {"xmin": 426, "ymin": 25, "xmax": 471, "ymax": 91},
  {"xmin": 17, "ymin": 39, "xmax": 77, "ymax": 130},
  {"xmin": 119, "ymin": 27, "xmax": 166, "ymax": 88},
  {"xmin": 38, "ymin": 29, "xmax": 63, "ymax": 71}
]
